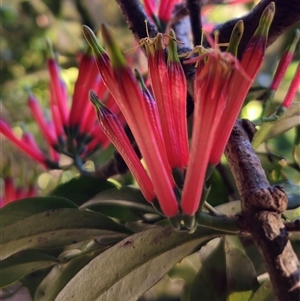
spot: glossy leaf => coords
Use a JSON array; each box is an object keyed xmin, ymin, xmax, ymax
[
  {"xmin": 278, "ymin": 181, "xmax": 300, "ymax": 210},
  {"xmin": 189, "ymin": 237, "xmax": 258, "ymax": 301},
  {"xmin": 214, "ymin": 201, "xmax": 242, "ymax": 215},
  {"xmin": 0, "ymin": 251, "xmax": 58, "ymax": 288},
  {"xmin": 252, "ymin": 102, "xmax": 300, "ymax": 149},
  {"xmin": 189, "ymin": 238, "xmax": 227, "ymax": 301},
  {"xmin": 249, "ymin": 280, "xmax": 274, "ymax": 301},
  {"xmin": 80, "ymin": 186, "xmax": 157, "ymax": 221},
  {"xmin": 35, "ymin": 249, "xmax": 104, "ymax": 301},
  {"xmin": 0, "ymin": 196, "xmax": 77, "ymax": 228},
  {"xmin": 55, "ymin": 226, "xmax": 219, "ymax": 301},
  {"xmin": 1, "ymin": 208, "xmax": 132, "ymax": 260},
  {"xmin": 49, "ymin": 175, "xmax": 117, "ymax": 206}
]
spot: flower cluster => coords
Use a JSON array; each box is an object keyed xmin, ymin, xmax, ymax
[
  {"xmin": 144, "ymin": 0, "xmax": 181, "ymax": 31},
  {"xmin": 82, "ymin": 3, "xmax": 280, "ymax": 229},
  {"xmin": 0, "ymin": 41, "xmax": 119, "ymax": 171},
  {"xmin": 0, "ymin": 159, "xmax": 37, "ymax": 207}
]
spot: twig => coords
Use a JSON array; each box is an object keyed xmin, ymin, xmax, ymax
[
  {"xmin": 285, "ymin": 219, "xmax": 300, "ymax": 232},
  {"xmin": 186, "ymin": 0, "xmax": 203, "ymax": 46},
  {"xmin": 212, "ymin": 0, "xmax": 300, "ymax": 58},
  {"xmin": 225, "ymin": 119, "xmax": 300, "ymax": 301}
]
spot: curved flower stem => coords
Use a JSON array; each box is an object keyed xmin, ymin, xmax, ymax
[{"xmin": 196, "ymin": 212, "xmax": 242, "ymax": 235}]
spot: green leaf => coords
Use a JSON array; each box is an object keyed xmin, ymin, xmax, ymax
[
  {"xmin": 228, "ymin": 291, "xmax": 253, "ymax": 301},
  {"xmin": 0, "ymin": 251, "xmax": 58, "ymax": 288},
  {"xmin": 80, "ymin": 186, "xmax": 157, "ymax": 221},
  {"xmin": 214, "ymin": 201, "xmax": 241, "ymax": 215},
  {"xmin": 283, "ymin": 207, "xmax": 300, "ymax": 221},
  {"xmin": 55, "ymin": 226, "xmax": 219, "ymax": 301},
  {"xmin": 224, "ymin": 237, "xmax": 258, "ymax": 293},
  {"xmin": 21, "ymin": 268, "xmax": 53, "ymax": 299},
  {"xmin": 0, "ymin": 196, "xmax": 77, "ymax": 228},
  {"xmin": 189, "ymin": 237, "xmax": 258, "ymax": 301},
  {"xmin": 190, "ymin": 238, "xmax": 227, "ymax": 301},
  {"xmin": 49, "ymin": 175, "xmax": 117, "ymax": 206},
  {"xmin": 1, "ymin": 208, "xmax": 132, "ymax": 260},
  {"xmin": 278, "ymin": 181, "xmax": 300, "ymax": 210},
  {"xmin": 252, "ymin": 102, "xmax": 300, "ymax": 149},
  {"xmin": 35, "ymin": 249, "xmax": 105, "ymax": 301},
  {"xmin": 249, "ymin": 280, "xmax": 274, "ymax": 301}
]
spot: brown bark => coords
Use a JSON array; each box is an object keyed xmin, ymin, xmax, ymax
[{"xmin": 226, "ymin": 120, "xmax": 300, "ymax": 300}]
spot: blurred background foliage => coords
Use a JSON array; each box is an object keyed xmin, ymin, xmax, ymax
[{"xmin": 0, "ymin": 0, "xmax": 299, "ymax": 199}]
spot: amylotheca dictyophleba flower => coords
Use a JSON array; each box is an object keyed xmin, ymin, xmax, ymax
[
  {"xmin": 0, "ymin": 40, "xmax": 121, "ymax": 171},
  {"xmin": 82, "ymin": 2, "xmax": 299, "ymax": 231}
]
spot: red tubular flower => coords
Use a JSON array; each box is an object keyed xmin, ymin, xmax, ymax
[
  {"xmin": 158, "ymin": 0, "xmax": 178, "ymax": 23},
  {"xmin": 209, "ymin": 2, "xmax": 275, "ymax": 165},
  {"xmin": 68, "ymin": 48, "xmax": 100, "ymax": 136},
  {"xmin": 181, "ymin": 51, "xmax": 235, "ymax": 216},
  {"xmin": 49, "ymin": 103, "xmax": 64, "ymax": 141},
  {"xmin": 0, "ymin": 119, "xmax": 49, "ymax": 167},
  {"xmin": 21, "ymin": 127, "xmax": 42, "ymax": 155},
  {"xmin": 27, "ymin": 92, "xmax": 57, "ymax": 148},
  {"xmin": 98, "ymin": 24, "xmax": 179, "ymax": 217},
  {"xmin": 167, "ymin": 30, "xmax": 189, "ymax": 167},
  {"xmin": 82, "ymin": 26, "xmax": 119, "ymax": 101},
  {"xmin": 81, "ymin": 77, "xmax": 107, "ymax": 135},
  {"xmin": 46, "ymin": 39, "xmax": 69, "ymax": 128},
  {"xmin": 135, "ymin": 69, "xmax": 167, "ymax": 166},
  {"xmin": 144, "ymin": 0, "xmax": 157, "ymax": 19},
  {"xmin": 90, "ymin": 91, "xmax": 155, "ymax": 202},
  {"xmin": 3, "ymin": 177, "xmax": 15, "ymax": 206},
  {"xmin": 2, "ymin": 160, "xmax": 16, "ymax": 206},
  {"xmin": 281, "ymin": 63, "xmax": 300, "ymax": 109},
  {"xmin": 270, "ymin": 30, "xmax": 300, "ymax": 92},
  {"xmin": 146, "ymin": 34, "xmax": 181, "ymax": 169}
]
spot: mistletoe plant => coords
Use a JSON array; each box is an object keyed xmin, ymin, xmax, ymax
[{"xmin": 0, "ymin": 0, "xmax": 299, "ymax": 301}]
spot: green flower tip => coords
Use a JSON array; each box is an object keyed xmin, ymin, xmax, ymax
[
  {"xmin": 255, "ymin": 2, "xmax": 275, "ymax": 37},
  {"xmin": 89, "ymin": 90, "xmax": 108, "ymax": 116},
  {"xmin": 89, "ymin": 90, "xmax": 101, "ymax": 108},
  {"xmin": 226, "ymin": 20, "xmax": 244, "ymax": 56},
  {"xmin": 24, "ymin": 85, "xmax": 32, "ymax": 96},
  {"xmin": 287, "ymin": 29, "xmax": 300, "ymax": 53},
  {"xmin": 154, "ymin": 33, "xmax": 164, "ymax": 52},
  {"xmin": 134, "ymin": 69, "xmax": 147, "ymax": 90},
  {"xmin": 45, "ymin": 37, "xmax": 55, "ymax": 59},
  {"xmin": 167, "ymin": 29, "xmax": 180, "ymax": 63},
  {"xmin": 82, "ymin": 25, "xmax": 106, "ymax": 56},
  {"xmin": 100, "ymin": 23, "xmax": 126, "ymax": 67}
]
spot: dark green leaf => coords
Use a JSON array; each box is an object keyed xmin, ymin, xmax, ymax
[
  {"xmin": 49, "ymin": 175, "xmax": 117, "ymax": 206},
  {"xmin": 80, "ymin": 186, "xmax": 157, "ymax": 221},
  {"xmin": 249, "ymin": 280, "xmax": 275, "ymax": 301},
  {"xmin": 225, "ymin": 237, "xmax": 259, "ymax": 293},
  {"xmin": 21, "ymin": 268, "xmax": 53, "ymax": 299},
  {"xmin": 190, "ymin": 238, "xmax": 227, "ymax": 301},
  {"xmin": 0, "ymin": 196, "xmax": 77, "ymax": 228},
  {"xmin": 0, "ymin": 251, "xmax": 58, "ymax": 288},
  {"xmin": 55, "ymin": 226, "xmax": 219, "ymax": 301},
  {"xmin": 189, "ymin": 237, "xmax": 258, "ymax": 301},
  {"xmin": 1, "ymin": 208, "xmax": 132, "ymax": 259}
]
